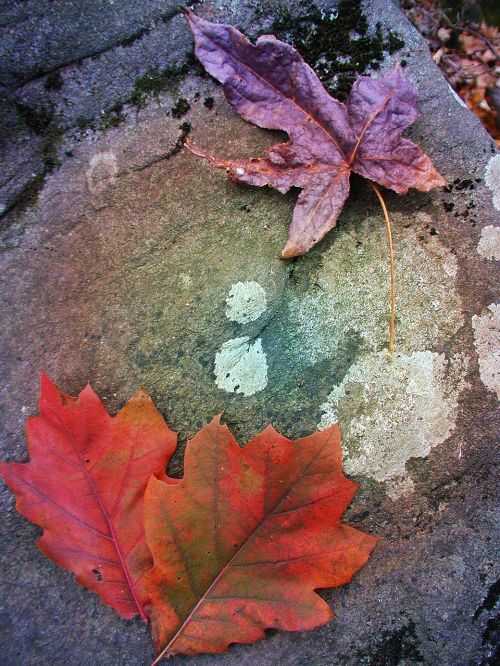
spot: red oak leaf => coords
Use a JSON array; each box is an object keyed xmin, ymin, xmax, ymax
[
  {"xmin": 0, "ymin": 374, "xmax": 176, "ymax": 621},
  {"xmin": 144, "ymin": 416, "xmax": 377, "ymax": 661},
  {"xmin": 183, "ymin": 8, "xmax": 446, "ymax": 257}
]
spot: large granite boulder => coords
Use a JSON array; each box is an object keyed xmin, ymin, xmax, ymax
[{"xmin": 0, "ymin": 1, "xmax": 498, "ymax": 664}]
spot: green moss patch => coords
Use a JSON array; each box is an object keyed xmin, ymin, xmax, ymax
[
  {"xmin": 130, "ymin": 62, "xmax": 191, "ymax": 108},
  {"xmin": 262, "ymin": 0, "xmax": 404, "ymax": 100}
]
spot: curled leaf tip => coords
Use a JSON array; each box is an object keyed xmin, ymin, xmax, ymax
[{"xmin": 281, "ymin": 245, "xmax": 302, "ymax": 259}]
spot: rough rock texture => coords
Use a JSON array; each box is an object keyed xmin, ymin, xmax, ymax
[{"xmin": 0, "ymin": 1, "xmax": 499, "ymax": 665}]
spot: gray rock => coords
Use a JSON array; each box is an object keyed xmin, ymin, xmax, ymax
[
  {"xmin": 0, "ymin": 0, "xmax": 181, "ymax": 89},
  {"xmin": 0, "ymin": 1, "xmax": 499, "ymax": 665}
]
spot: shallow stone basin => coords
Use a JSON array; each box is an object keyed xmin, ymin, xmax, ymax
[{"xmin": 0, "ymin": 1, "xmax": 498, "ymax": 664}]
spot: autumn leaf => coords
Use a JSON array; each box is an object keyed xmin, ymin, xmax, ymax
[
  {"xmin": 144, "ymin": 416, "xmax": 377, "ymax": 660},
  {"xmin": 1, "ymin": 379, "xmax": 377, "ymax": 660},
  {"xmin": 182, "ymin": 8, "xmax": 446, "ymax": 257},
  {"xmin": 0, "ymin": 374, "xmax": 176, "ymax": 621}
]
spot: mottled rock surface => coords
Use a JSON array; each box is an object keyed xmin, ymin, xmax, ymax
[{"xmin": 0, "ymin": 1, "xmax": 498, "ymax": 665}]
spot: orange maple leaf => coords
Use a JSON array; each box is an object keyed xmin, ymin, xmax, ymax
[
  {"xmin": 0, "ymin": 374, "xmax": 176, "ymax": 621},
  {"xmin": 144, "ymin": 416, "xmax": 378, "ymax": 660}
]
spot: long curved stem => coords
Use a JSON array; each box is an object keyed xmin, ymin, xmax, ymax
[{"xmin": 369, "ymin": 182, "xmax": 395, "ymax": 356}]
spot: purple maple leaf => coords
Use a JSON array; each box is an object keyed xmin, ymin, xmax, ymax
[{"xmin": 183, "ymin": 8, "xmax": 446, "ymax": 257}]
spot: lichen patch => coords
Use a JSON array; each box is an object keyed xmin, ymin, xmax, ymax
[
  {"xmin": 225, "ymin": 281, "xmax": 267, "ymax": 324},
  {"xmin": 472, "ymin": 303, "xmax": 500, "ymax": 400},
  {"xmin": 85, "ymin": 151, "xmax": 118, "ymax": 195},
  {"xmin": 214, "ymin": 336, "xmax": 268, "ymax": 397},
  {"xmin": 293, "ymin": 215, "xmax": 463, "ymax": 362},
  {"xmin": 318, "ymin": 351, "xmax": 468, "ymax": 483},
  {"xmin": 477, "ymin": 225, "xmax": 500, "ymax": 261},
  {"xmin": 485, "ymin": 154, "xmax": 500, "ymax": 211}
]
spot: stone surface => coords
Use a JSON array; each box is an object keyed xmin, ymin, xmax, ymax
[
  {"xmin": 319, "ymin": 350, "xmax": 469, "ymax": 483},
  {"xmin": 0, "ymin": 1, "xmax": 499, "ymax": 665}
]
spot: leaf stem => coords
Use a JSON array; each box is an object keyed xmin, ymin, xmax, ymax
[{"xmin": 369, "ymin": 182, "xmax": 395, "ymax": 356}]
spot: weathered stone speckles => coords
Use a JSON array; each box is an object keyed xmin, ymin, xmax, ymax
[
  {"xmin": 214, "ymin": 336, "xmax": 268, "ymax": 397},
  {"xmin": 385, "ymin": 475, "xmax": 415, "ymax": 501},
  {"xmin": 318, "ymin": 351, "xmax": 469, "ymax": 484},
  {"xmin": 225, "ymin": 281, "xmax": 267, "ymax": 324},
  {"xmin": 472, "ymin": 303, "xmax": 500, "ymax": 400},
  {"xmin": 86, "ymin": 151, "xmax": 118, "ymax": 195},
  {"xmin": 477, "ymin": 225, "xmax": 500, "ymax": 261},
  {"xmin": 485, "ymin": 154, "xmax": 500, "ymax": 211}
]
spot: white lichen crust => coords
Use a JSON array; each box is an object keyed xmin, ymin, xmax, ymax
[
  {"xmin": 214, "ymin": 336, "xmax": 268, "ymax": 397},
  {"xmin": 225, "ymin": 281, "xmax": 267, "ymax": 324},
  {"xmin": 472, "ymin": 303, "xmax": 500, "ymax": 400},
  {"xmin": 319, "ymin": 351, "xmax": 468, "ymax": 483},
  {"xmin": 477, "ymin": 225, "xmax": 500, "ymax": 261},
  {"xmin": 293, "ymin": 215, "xmax": 463, "ymax": 362},
  {"xmin": 485, "ymin": 154, "xmax": 500, "ymax": 211}
]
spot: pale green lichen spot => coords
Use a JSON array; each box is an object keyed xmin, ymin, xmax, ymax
[
  {"xmin": 225, "ymin": 281, "xmax": 267, "ymax": 324},
  {"xmin": 214, "ymin": 336, "xmax": 268, "ymax": 397}
]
